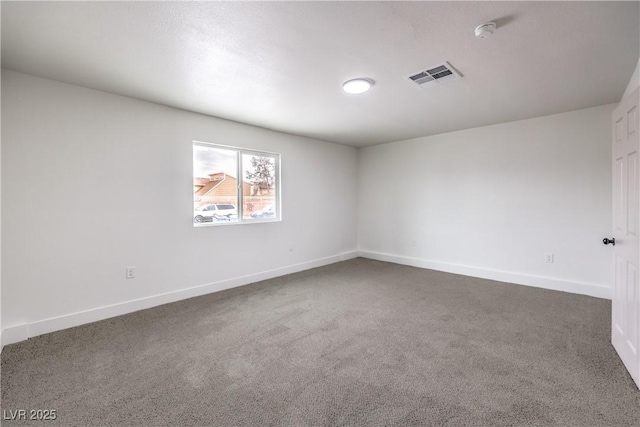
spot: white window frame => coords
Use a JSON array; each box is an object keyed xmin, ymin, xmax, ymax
[{"xmin": 193, "ymin": 141, "xmax": 281, "ymax": 226}]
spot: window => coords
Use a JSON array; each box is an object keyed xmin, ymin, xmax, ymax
[{"xmin": 193, "ymin": 141, "xmax": 280, "ymax": 225}]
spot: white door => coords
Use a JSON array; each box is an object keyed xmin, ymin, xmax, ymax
[{"xmin": 611, "ymin": 86, "xmax": 640, "ymax": 389}]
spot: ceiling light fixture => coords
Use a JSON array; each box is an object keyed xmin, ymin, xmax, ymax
[
  {"xmin": 474, "ymin": 22, "xmax": 496, "ymax": 39},
  {"xmin": 342, "ymin": 78, "xmax": 373, "ymax": 94}
]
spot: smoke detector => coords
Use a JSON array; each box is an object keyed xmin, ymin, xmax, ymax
[{"xmin": 475, "ymin": 22, "xmax": 496, "ymax": 38}]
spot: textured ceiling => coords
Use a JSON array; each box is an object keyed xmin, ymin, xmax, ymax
[{"xmin": 2, "ymin": 1, "xmax": 639, "ymax": 147}]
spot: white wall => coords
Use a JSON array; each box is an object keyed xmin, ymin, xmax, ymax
[
  {"xmin": 358, "ymin": 104, "xmax": 614, "ymax": 298},
  {"xmin": 0, "ymin": 66, "xmax": 3, "ymax": 351},
  {"xmin": 1, "ymin": 70, "xmax": 358, "ymax": 345},
  {"xmin": 623, "ymin": 57, "xmax": 640, "ymax": 99}
]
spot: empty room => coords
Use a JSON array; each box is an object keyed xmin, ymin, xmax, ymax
[{"xmin": 1, "ymin": 1, "xmax": 639, "ymax": 426}]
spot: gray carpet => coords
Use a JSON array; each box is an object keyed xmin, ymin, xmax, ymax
[{"xmin": 1, "ymin": 258, "xmax": 639, "ymax": 426}]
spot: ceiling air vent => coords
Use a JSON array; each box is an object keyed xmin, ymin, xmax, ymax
[{"xmin": 409, "ymin": 62, "xmax": 461, "ymax": 88}]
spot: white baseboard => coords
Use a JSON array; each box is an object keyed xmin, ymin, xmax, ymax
[
  {"xmin": 2, "ymin": 324, "xmax": 29, "ymax": 348},
  {"xmin": 359, "ymin": 250, "xmax": 612, "ymax": 300},
  {"xmin": 1, "ymin": 251, "xmax": 359, "ymax": 349}
]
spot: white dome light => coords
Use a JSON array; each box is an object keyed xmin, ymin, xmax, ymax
[{"xmin": 342, "ymin": 78, "xmax": 373, "ymax": 94}]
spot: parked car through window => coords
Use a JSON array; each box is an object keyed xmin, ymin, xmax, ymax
[{"xmin": 194, "ymin": 204, "xmax": 237, "ymax": 223}]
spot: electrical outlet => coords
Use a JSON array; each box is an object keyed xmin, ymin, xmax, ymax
[
  {"xmin": 545, "ymin": 254, "xmax": 554, "ymax": 264},
  {"xmin": 289, "ymin": 244, "xmax": 294, "ymax": 252},
  {"xmin": 411, "ymin": 240, "xmax": 417, "ymax": 247},
  {"xmin": 126, "ymin": 266, "xmax": 136, "ymax": 279}
]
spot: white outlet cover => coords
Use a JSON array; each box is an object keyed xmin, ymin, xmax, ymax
[{"xmin": 126, "ymin": 266, "xmax": 136, "ymax": 278}]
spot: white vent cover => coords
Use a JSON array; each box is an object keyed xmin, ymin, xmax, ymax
[{"xmin": 409, "ymin": 62, "xmax": 461, "ymax": 87}]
